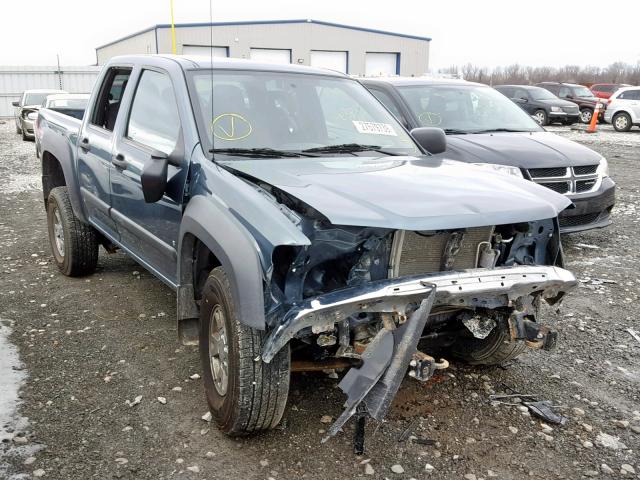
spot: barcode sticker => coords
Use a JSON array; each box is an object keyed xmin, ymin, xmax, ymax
[{"xmin": 352, "ymin": 121, "xmax": 397, "ymax": 136}]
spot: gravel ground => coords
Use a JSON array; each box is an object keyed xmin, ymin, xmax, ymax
[{"xmin": 0, "ymin": 120, "xmax": 638, "ymax": 480}]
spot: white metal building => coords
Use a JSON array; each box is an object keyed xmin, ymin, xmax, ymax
[
  {"xmin": 95, "ymin": 19, "xmax": 431, "ymax": 77},
  {"xmin": 0, "ymin": 66, "xmax": 101, "ymax": 118}
]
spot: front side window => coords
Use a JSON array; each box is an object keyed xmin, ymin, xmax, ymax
[
  {"xmin": 188, "ymin": 70, "xmax": 419, "ymax": 157},
  {"xmin": 558, "ymin": 86, "xmax": 571, "ymax": 98},
  {"xmin": 368, "ymin": 88, "xmax": 408, "ymax": 127},
  {"xmin": 572, "ymin": 86, "xmax": 594, "ymax": 98},
  {"xmin": 126, "ymin": 70, "xmax": 181, "ymax": 154},
  {"xmin": 529, "ymin": 87, "xmax": 557, "ymax": 101},
  {"xmin": 397, "ymin": 84, "xmax": 541, "ymax": 133}
]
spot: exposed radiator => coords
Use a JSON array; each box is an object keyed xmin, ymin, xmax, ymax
[{"xmin": 389, "ymin": 227, "xmax": 494, "ymax": 278}]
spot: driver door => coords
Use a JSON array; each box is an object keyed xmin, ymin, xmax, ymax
[{"xmin": 109, "ymin": 67, "xmax": 189, "ymax": 285}]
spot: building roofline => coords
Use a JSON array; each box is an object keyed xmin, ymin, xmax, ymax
[{"xmin": 95, "ymin": 19, "xmax": 431, "ymax": 50}]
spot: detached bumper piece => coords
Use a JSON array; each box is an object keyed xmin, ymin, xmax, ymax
[{"xmin": 261, "ymin": 266, "xmax": 576, "ymax": 445}]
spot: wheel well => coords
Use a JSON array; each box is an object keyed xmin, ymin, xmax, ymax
[
  {"xmin": 192, "ymin": 238, "xmax": 222, "ymax": 302},
  {"xmin": 177, "ymin": 233, "xmax": 222, "ymax": 345},
  {"xmin": 613, "ymin": 110, "xmax": 631, "ymax": 118},
  {"xmin": 42, "ymin": 152, "xmax": 66, "ymax": 207}
]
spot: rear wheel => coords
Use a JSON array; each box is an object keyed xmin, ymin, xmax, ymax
[
  {"xmin": 449, "ymin": 316, "xmax": 527, "ymax": 365},
  {"xmin": 533, "ymin": 109, "xmax": 548, "ymax": 126},
  {"xmin": 46, "ymin": 186, "xmax": 99, "ymax": 276},
  {"xmin": 199, "ymin": 267, "xmax": 290, "ymax": 436},
  {"xmin": 580, "ymin": 108, "xmax": 593, "ymax": 124},
  {"xmin": 612, "ymin": 112, "xmax": 632, "ymax": 132}
]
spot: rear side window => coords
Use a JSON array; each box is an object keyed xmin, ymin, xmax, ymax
[
  {"xmin": 594, "ymin": 85, "xmax": 613, "ymax": 93},
  {"xmin": 619, "ymin": 90, "xmax": 640, "ymax": 100},
  {"xmin": 90, "ymin": 68, "xmax": 132, "ymax": 131},
  {"xmin": 126, "ymin": 70, "xmax": 181, "ymax": 154},
  {"xmin": 495, "ymin": 87, "xmax": 513, "ymax": 97}
]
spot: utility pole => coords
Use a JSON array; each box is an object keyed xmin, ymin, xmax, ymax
[{"xmin": 56, "ymin": 54, "xmax": 63, "ymax": 90}]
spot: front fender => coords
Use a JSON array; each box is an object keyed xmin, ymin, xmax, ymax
[{"xmin": 178, "ymin": 195, "xmax": 266, "ymax": 329}]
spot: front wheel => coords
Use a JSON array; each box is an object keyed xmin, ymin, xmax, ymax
[
  {"xmin": 449, "ymin": 316, "xmax": 527, "ymax": 365},
  {"xmin": 46, "ymin": 186, "xmax": 99, "ymax": 276},
  {"xmin": 199, "ymin": 267, "xmax": 290, "ymax": 436},
  {"xmin": 612, "ymin": 112, "xmax": 632, "ymax": 132},
  {"xmin": 580, "ymin": 108, "xmax": 593, "ymax": 124}
]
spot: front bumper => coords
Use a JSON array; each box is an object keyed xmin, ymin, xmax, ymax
[
  {"xmin": 560, "ymin": 177, "xmax": 616, "ymax": 233},
  {"xmin": 20, "ymin": 118, "xmax": 35, "ymax": 137},
  {"xmin": 262, "ymin": 265, "xmax": 577, "ymax": 363},
  {"xmin": 549, "ymin": 111, "xmax": 580, "ymax": 123}
]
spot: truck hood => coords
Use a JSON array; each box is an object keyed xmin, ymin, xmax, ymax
[
  {"xmin": 445, "ymin": 131, "xmax": 603, "ymax": 168},
  {"xmin": 220, "ymin": 156, "xmax": 571, "ymax": 230}
]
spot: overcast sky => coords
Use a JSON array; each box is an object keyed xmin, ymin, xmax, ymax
[{"xmin": 1, "ymin": 0, "xmax": 637, "ymax": 69}]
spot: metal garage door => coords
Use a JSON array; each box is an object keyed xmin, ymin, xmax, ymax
[
  {"xmin": 310, "ymin": 50, "xmax": 348, "ymax": 73},
  {"xmin": 249, "ymin": 48, "xmax": 291, "ymax": 64},
  {"xmin": 365, "ymin": 53, "xmax": 399, "ymax": 77},
  {"xmin": 182, "ymin": 45, "xmax": 229, "ymax": 57}
]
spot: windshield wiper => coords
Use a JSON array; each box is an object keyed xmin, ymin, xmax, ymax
[
  {"xmin": 469, "ymin": 128, "xmax": 532, "ymax": 134},
  {"xmin": 209, "ymin": 148, "xmax": 316, "ymax": 158},
  {"xmin": 443, "ymin": 128, "xmax": 469, "ymax": 135},
  {"xmin": 301, "ymin": 143, "xmax": 399, "ymax": 156}
]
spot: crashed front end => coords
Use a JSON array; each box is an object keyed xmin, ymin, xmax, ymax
[{"xmin": 258, "ymin": 192, "xmax": 576, "ymax": 438}]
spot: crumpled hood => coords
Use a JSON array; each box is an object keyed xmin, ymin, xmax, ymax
[
  {"xmin": 445, "ymin": 131, "xmax": 603, "ymax": 169},
  {"xmin": 221, "ymin": 156, "xmax": 571, "ymax": 230}
]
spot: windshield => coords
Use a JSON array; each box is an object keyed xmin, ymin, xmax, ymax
[
  {"xmin": 188, "ymin": 70, "xmax": 420, "ymax": 157},
  {"xmin": 573, "ymin": 86, "xmax": 594, "ymax": 98},
  {"xmin": 24, "ymin": 93, "xmax": 50, "ymax": 106},
  {"xmin": 528, "ymin": 87, "xmax": 557, "ymax": 101},
  {"xmin": 398, "ymin": 84, "xmax": 541, "ymax": 134},
  {"xmin": 47, "ymin": 98, "xmax": 88, "ymax": 109}
]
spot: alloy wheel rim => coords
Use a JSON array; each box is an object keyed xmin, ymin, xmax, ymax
[
  {"xmin": 53, "ymin": 208, "xmax": 65, "ymax": 258},
  {"xmin": 209, "ymin": 305, "xmax": 229, "ymax": 396},
  {"xmin": 615, "ymin": 116, "xmax": 628, "ymax": 130},
  {"xmin": 535, "ymin": 112, "xmax": 545, "ymax": 124},
  {"xmin": 581, "ymin": 110, "xmax": 592, "ymax": 123}
]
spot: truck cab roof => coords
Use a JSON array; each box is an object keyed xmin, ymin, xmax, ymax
[{"xmin": 107, "ymin": 54, "xmax": 348, "ymax": 78}]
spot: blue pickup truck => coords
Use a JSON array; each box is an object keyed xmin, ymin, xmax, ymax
[{"xmin": 37, "ymin": 55, "xmax": 576, "ymax": 440}]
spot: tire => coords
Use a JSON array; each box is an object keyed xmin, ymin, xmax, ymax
[
  {"xmin": 199, "ymin": 267, "xmax": 290, "ymax": 436},
  {"xmin": 16, "ymin": 123, "xmax": 22, "ymax": 134},
  {"xmin": 449, "ymin": 315, "xmax": 527, "ymax": 365},
  {"xmin": 533, "ymin": 109, "xmax": 548, "ymax": 126},
  {"xmin": 579, "ymin": 108, "xmax": 593, "ymax": 124},
  {"xmin": 612, "ymin": 112, "xmax": 632, "ymax": 132},
  {"xmin": 22, "ymin": 128, "xmax": 28, "ymax": 141},
  {"xmin": 46, "ymin": 186, "xmax": 99, "ymax": 276}
]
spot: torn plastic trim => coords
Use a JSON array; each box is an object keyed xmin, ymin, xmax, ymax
[{"xmin": 261, "ymin": 265, "xmax": 577, "ymax": 363}]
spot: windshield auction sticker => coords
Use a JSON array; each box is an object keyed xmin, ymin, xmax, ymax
[{"xmin": 352, "ymin": 121, "xmax": 397, "ymax": 136}]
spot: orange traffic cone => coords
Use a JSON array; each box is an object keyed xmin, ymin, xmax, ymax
[{"xmin": 586, "ymin": 102, "xmax": 602, "ymax": 133}]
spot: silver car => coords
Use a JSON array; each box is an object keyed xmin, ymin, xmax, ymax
[
  {"xmin": 12, "ymin": 89, "xmax": 65, "ymax": 140},
  {"xmin": 603, "ymin": 86, "xmax": 640, "ymax": 132}
]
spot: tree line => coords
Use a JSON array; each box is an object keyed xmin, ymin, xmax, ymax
[{"xmin": 438, "ymin": 62, "xmax": 640, "ymax": 86}]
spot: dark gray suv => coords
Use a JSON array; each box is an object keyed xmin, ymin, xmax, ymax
[{"xmin": 361, "ymin": 77, "xmax": 615, "ymax": 233}]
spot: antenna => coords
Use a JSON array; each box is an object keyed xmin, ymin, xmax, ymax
[{"xmin": 209, "ymin": 0, "xmax": 216, "ymax": 159}]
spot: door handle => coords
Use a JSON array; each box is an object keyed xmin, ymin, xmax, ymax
[
  {"xmin": 112, "ymin": 153, "xmax": 128, "ymax": 170},
  {"xmin": 79, "ymin": 137, "xmax": 91, "ymax": 152}
]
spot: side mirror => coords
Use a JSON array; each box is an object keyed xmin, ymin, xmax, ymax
[
  {"xmin": 141, "ymin": 150, "xmax": 169, "ymax": 203},
  {"xmin": 410, "ymin": 127, "xmax": 447, "ymax": 155},
  {"xmin": 12, "ymin": 101, "xmax": 20, "ymax": 107}
]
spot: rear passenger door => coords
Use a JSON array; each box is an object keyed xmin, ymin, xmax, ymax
[
  {"xmin": 79, "ymin": 67, "xmax": 132, "ymax": 239},
  {"xmin": 109, "ymin": 67, "xmax": 189, "ymax": 284}
]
